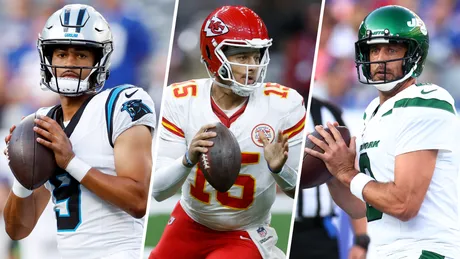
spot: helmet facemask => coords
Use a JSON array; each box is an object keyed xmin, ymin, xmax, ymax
[
  {"xmin": 38, "ymin": 41, "xmax": 113, "ymax": 96},
  {"xmin": 204, "ymin": 38, "xmax": 272, "ymax": 97},
  {"xmin": 355, "ymin": 34, "xmax": 422, "ymax": 92}
]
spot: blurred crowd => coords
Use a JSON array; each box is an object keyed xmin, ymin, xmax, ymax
[
  {"xmin": 0, "ymin": 0, "xmax": 175, "ymax": 258},
  {"xmin": 167, "ymin": 0, "xmax": 322, "ymax": 101},
  {"xmin": 314, "ymin": 0, "xmax": 460, "ymax": 109}
]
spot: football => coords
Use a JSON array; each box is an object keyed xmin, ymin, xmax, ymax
[
  {"xmin": 300, "ymin": 126, "xmax": 351, "ymax": 189},
  {"xmin": 198, "ymin": 122, "xmax": 241, "ymax": 192},
  {"xmin": 7, "ymin": 113, "xmax": 57, "ymax": 190}
]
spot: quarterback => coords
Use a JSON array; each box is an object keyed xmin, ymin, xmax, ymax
[
  {"xmin": 151, "ymin": 6, "xmax": 305, "ymax": 259},
  {"xmin": 3, "ymin": 4, "xmax": 156, "ymax": 259},
  {"xmin": 306, "ymin": 5, "xmax": 460, "ymax": 259}
]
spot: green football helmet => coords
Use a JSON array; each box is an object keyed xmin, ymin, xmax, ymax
[{"xmin": 355, "ymin": 5, "xmax": 429, "ymax": 92}]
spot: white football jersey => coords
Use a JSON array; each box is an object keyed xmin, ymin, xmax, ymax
[
  {"xmin": 359, "ymin": 83, "xmax": 460, "ymax": 257},
  {"xmin": 160, "ymin": 78, "xmax": 305, "ymax": 231},
  {"xmin": 38, "ymin": 85, "xmax": 156, "ymax": 259}
]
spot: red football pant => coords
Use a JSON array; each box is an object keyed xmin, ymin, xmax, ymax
[{"xmin": 149, "ymin": 202, "xmax": 262, "ymax": 259}]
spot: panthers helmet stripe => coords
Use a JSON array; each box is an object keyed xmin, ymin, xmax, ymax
[
  {"xmin": 63, "ymin": 8, "xmax": 71, "ymax": 32},
  {"xmin": 75, "ymin": 7, "xmax": 87, "ymax": 33}
]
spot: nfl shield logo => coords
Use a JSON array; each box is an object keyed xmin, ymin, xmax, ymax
[{"xmin": 257, "ymin": 227, "xmax": 267, "ymax": 238}]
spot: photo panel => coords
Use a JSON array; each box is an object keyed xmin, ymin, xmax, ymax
[
  {"xmin": 298, "ymin": 1, "xmax": 460, "ymax": 259},
  {"xmin": 147, "ymin": 0, "xmax": 322, "ymax": 258},
  {"xmin": 0, "ymin": 0, "xmax": 176, "ymax": 259}
]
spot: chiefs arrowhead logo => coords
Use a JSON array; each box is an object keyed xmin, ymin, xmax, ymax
[{"xmin": 204, "ymin": 17, "xmax": 229, "ymax": 37}]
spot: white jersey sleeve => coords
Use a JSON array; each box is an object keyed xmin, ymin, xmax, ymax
[
  {"xmin": 106, "ymin": 85, "xmax": 156, "ymax": 146},
  {"xmin": 159, "ymin": 83, "xmax": 189, "ymax": 144},
  {"xmin": 153, "ymin": 82, "xmax": 196, "ymax": 201},
  {"xmin": 394, "ymin": 89, "xmax": 458, "ymax": 155},
  {"xmin": 280, "ymin": 89, "xmax": 306, "ymax": 147}
]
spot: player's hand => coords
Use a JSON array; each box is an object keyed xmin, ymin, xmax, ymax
[
  {"xmin": 185, "ymin": 124, "xmax": 217, "ymax": 166},
  {"xmin": 33, "ymin": 115, "xmax": 75, "ymax": 169},
  {"xmin": 348, "ymin": 245, "xmax": 366, "ymax": 259},
  {"xmin": 4, "ymin": 116, "xmax": 26, "ymax": 158},
  {"xmin": 3, "ymin": 124, "xmax": 16, "ymax": 159},
  {"xmin": 304, "ymin": 121, "xmax": 358, "ymax": 185},
  {"xmin": 260, "ymin": 130, "xmax": 288, "ymax": 173}
]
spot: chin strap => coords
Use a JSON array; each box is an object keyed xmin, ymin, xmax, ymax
[
  {"xmin": 371, "ymin": 63, "xmax": 418, "ymax": 92},
  {"xmin": 48, "ymin": 77, "xmax": 90, "ymax": 96},
  {"xmin": 203, "ymin": 64, "xmax": 254, "ymax": 97}
]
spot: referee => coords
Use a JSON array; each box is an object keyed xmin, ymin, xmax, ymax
[{"xmin": 289, "ymin": 97, "xmax": 369, "ymax": 259}]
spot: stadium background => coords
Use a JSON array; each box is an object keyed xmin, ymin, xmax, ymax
[
  {"xmin": 0, "ymin": 0, "xmax": 174, "ymax": 258},
  {"xmin": 145, "ymin": 0, "xmax": 321, "ymax": 257},
  {"xmin": 315, "ymin": 0, "xmax": 460, "ymax": 259}
]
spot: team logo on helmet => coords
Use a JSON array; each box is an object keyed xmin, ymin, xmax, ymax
[
  {"xmin": 204, "ymin": 16, "xmax": 229, "ymax": 37},
  {"xmin": 407, "ymin": 16, "xmax": 427, "ymax": 35},
  {"xmin": 251, "ymin": 124, "xmax": 275, "ymax": 147}
]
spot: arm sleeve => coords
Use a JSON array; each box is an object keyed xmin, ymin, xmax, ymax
[{"xmin": 152, "ymin": 88, "xmax": 192, "ymax": 201}]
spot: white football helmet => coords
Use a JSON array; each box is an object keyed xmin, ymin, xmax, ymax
[{"xmin": 38, "ymin": 4, "xmax": 113, "ymax": 96}]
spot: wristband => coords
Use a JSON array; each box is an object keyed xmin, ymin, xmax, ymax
[
  {"xmin": 184, "ymin": 150, "xmax": 194, "ymax": 168},
  {"xmin": 354, "ymin": 234, "xmax": 370, "ymax": 250},
  {"xmin": 65, "ymin": 156, "xmax": 91, "ymax": 182},
  {"xmin": 270, "ymin": 164, "xmax": 297, "ymax": 191},
  {"xmin": 12, "ymin": 179, "xmax": 33, "ymax": 198},
  {"xmin": 350, "ymin": 173, "xmax": 374, "ymax": 202}
]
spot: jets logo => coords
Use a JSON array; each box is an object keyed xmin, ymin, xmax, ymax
[
  {"xmin": 204, "ymin": 17, "xmax": 229, "ymax": 37},
  {"xmin": 407, "ymin": 17, "xmax": 427, "ymax": 35}
]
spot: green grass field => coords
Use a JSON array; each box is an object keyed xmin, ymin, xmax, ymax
[{"xmin": 145, "ymin": 213, "xmax": 292, "ymax": 253}]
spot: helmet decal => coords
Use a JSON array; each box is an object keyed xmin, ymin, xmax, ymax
[{"xmin": 204, "ymin": 17, "xmax": 229, "ymax": 37}]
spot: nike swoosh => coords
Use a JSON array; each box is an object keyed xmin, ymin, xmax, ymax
[
  {"xmin": 421, "ymin": 89, "xmax": 437, "ymax": 94},
  {"xmin": 240, "ymin": 236, "xmax": 251, "ymax": 241},
  {"xmin": 125, "ymin": 89, "xmax": 139, "ymax": 98}
]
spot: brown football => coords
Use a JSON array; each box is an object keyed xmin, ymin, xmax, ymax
[
  {"xmin": 300, "ymin": 126, "xmax": 351, "ymax": 189},
  {"xmin": 8, "ymin": 113, "xmax": 57, "ymax": 190},
  {"xmin": 198, "ymin": 122, "xmax": 241, "ymax": 192}
]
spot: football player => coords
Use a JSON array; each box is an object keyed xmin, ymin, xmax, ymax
[
  {"xmin": 150, "ymin": 5, "xmax": 305, "ymax": 259},
  {"xmin": 305, "ymin": 5, "xmax": 460, "ymax": 258},
  {"xmin": 3, "ymin": 4, "xmax": 156, "ymax": 259}
]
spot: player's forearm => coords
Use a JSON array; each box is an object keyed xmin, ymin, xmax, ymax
[
  {"xmin": 4, "ymin": 194, "xmax": 37, "ymax": 240},
  {"xmin": 3, "ymin": 186, "xmax": 49, "ymax": 240},
  {"xmin": 273, "ymin": 141, "xmax": 300, "ymax": 199},
  {"xmin": 152, "ymin": 156, "xmax": 191, "ymax": 202},
  {"xmin": 351, "ymin": 217, "xmax": 367, "ymax": 235},
  {"xmin": 271, "ymin": 165, "xmax": 297, "ymax": 199},
  {"xmin": 327, "ymin": 177, "xmax": 366, "ymax": 218},
  {"xmin": 362, "ymin": 181, "xmax": 417, "ymax": 221},
  {"xmin": 81, "ymin": 168, "xmax": 150, "ymax": 218}
]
